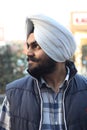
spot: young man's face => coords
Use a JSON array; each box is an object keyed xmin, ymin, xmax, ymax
[{"xmin": 26, "ymin": 33, "xmax": 57, "ymax": 78}]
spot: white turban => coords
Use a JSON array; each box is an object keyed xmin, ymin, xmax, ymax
[{"xmin": 26, "ymin": 14, "xmax": 76, "ymax": 62}]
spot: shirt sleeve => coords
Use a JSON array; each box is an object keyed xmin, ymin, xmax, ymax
[{"xmin": 0, "ymin": 96, "xmax": 11, "ymax": 130}]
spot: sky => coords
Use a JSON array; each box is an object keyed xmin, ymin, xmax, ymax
[{"xmin": 0, "ymin": 0, "xmax": 87, "ymax": 40}]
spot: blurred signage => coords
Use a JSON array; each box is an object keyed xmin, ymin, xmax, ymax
[{"xmin": 72, "ymin": 12, "xmax": 87, "ymax": 25}]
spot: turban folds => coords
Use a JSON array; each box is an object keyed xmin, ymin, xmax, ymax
[{"xmin": 26, "ymin": 14, "xmax": 76, "ymax": 62}]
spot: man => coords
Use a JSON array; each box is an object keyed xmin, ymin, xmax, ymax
[{"xmin": 0, "ymin": 14, "xmax": 87, "ymax": 130}]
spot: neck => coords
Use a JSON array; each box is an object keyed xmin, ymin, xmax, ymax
[{"xmin": 43, "ymin": 62, "xmax": 66, "ymax": 92}]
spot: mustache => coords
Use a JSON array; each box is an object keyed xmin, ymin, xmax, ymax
[{"xmin": 27, "ymin": 56, "xmax": 39, "ymax": 62}]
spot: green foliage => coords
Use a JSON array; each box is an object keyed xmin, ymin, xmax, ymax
[{"xmin": 0, "ymin": 41, "xmax": 27, "ymax": 94}]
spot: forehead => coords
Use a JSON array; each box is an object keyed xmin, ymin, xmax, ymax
[{"xmin": 27, "ymin": 33, "xmax": 35, "ymax": 43}]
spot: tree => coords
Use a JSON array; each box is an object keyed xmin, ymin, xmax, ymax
[{"xmin": 0, "ymin": 41, "xmax": 27, "ymax": 94}]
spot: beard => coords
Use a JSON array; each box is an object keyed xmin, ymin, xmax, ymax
[{"xmin": 27, "ymin": 57, "xmax": 57, "ymax": 79}]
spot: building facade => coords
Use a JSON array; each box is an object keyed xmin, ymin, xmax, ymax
[{"xmin": 70, "ymin": 12, "xmax": 87, "ymax": 76}]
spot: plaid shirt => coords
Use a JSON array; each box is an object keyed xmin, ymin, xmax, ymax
[
  {"xmin": 40, "ymin": 67, "xmax": 69, "ymax": 130},
  {"xmin": 0, "ymin": 68, "xmax": 69, "ymax": 130}
]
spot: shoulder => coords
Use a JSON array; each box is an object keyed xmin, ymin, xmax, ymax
[
  {"xmin": 75, "ymin": 74, "xmax": 87, "ymax": 83},
  {"xmin": 67, "ymin": 74, "xmax": 87, "ymax": 95},
  {"xmin": 72, "ymin": 74, "xmax": 87, "ymax": 90},
  {"xmin": 6, "ymin": 75, "xmax": 35, "ymax": 91}
]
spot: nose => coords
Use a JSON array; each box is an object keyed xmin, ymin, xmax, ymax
[{"xmin": 27, "ymin": 47, "xmax": 34, "ymax": 57}]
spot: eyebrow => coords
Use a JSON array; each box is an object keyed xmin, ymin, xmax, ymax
[
  {"xmin": 26, "ymin": 40, "xmax": 37, "ymax": 45},
  {"xmin": 27, "ymin": 40, "xmax": 37, "ymax": 45},
  {"xmin": 27, "ymin": 40, "xmax": 40, "ymax": 48}
]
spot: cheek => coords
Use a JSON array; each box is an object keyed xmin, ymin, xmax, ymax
[
  {"xmin": 35, "ymin": 49, "xmax": 50, "ymax": 62},
  {"xmin": 40, "ymin": 54, "xmax": 49, "ymax": 64},
  {"xmin": 35, "ymin": 51, "xmax": 46, "ymax": 59},
  {"xmin": 41, "ymin": 52, "xmax": 48, "ymax": 59}
]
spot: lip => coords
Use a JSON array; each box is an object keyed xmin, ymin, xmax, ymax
[{"xmin": 28, "ymin": 60, "xmax": 35, "ymax": 64}]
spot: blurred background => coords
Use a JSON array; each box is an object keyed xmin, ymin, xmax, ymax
[{"xmin": 0, "ymin": 0, "xmax": 87, "ymax": 104}]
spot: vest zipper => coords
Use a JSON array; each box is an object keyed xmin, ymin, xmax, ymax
[
  {"xmin": 35, "ymin": 80, "xmax": 43, "ymax": 130},
  {"xmin": 63, "ymin": 78, "xmax": 73, "ymax": 130},
  {"xmin": 63, "ymin": 84, "xmax": 68, "ymax": 130}
]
